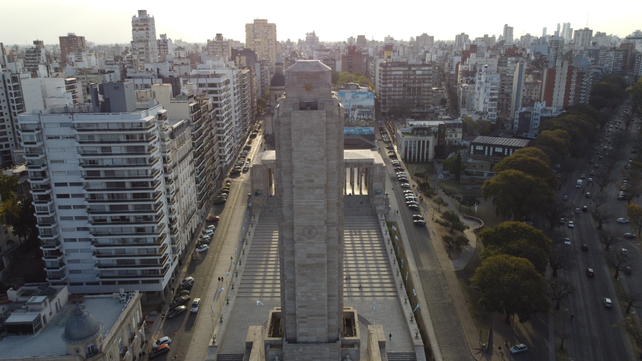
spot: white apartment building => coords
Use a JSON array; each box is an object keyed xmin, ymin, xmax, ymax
[
  {"xmin": 473, "ymin": 65, "xmax": 499, "ymax": 123},
  {"xmin": 19, "ymin": 83, "xmax": 179, "ymax": 296},
  {"xmin": 131, "ymin": 10, "xmax": 159, "ymax": 71}
]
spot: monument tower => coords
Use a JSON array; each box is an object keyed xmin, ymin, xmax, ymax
[{"xmin": 264, "ymin": 60, "xmax": 359, "ymax": 360}]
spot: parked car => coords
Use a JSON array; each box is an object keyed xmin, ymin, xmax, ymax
[
  {"xmin": 196, "ymin": 244, "xmax": 209, "ymax": 253},
  {"xmin": 153, "ymin": 336, "xmax": 171, "ymax": 349},
  {"xmin": 509, "ymin": 344, "xmax": 528, "ymax": 354},
  {"xmin": 400, "ymin": 183, "xmax": 411, "ymax": 188},
  {"xmin": 190, "ymin": 298, "xmax": 201, "ymax": 313},
  {"xmin": 564, "ymin": 238, "xmax": 571, "ymax": 246},
  {"xmin": 412, "ymin": 214, "xmax": 424, "ymax": 220},
  {"xmin": 178, "ymin": 277, "xmax": 194, "ymax": 291},
  {"xmin": 169, "ymin": 296, "xmax": 191, "ymax": 310},
  {"xmin": 206, "ymin": 216, "xmax": 220, "ymax": 223},
  {"xmin": 617, "ymin": 218, "xmax": 630, "ymax": 224},
  {"xmin": 414, "ymin": 220, "xmax": 426, "ymax": 227},
  {"xmin": 177, "ymin": 290, "xmax": 190, "ymax": 297},
  {"xmin": 167, "ymin": 305, "xmax": 187, "ymax": 319},
  {"xmin": 568, "ymin": 221, "xmax": 574, "ymax": 228},
  {"xmin": 150, "ymin": 344, "xmax": 171, "ymax": 358},
  {"xmin": 625, "ymin": 233, "xmax": 636, "ymax": 239}
]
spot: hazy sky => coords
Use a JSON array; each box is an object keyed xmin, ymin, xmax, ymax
[{"xmin": 2, "ymin": 0, "xmax": 640, "ymax": 46}]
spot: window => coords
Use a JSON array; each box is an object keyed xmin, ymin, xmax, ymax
[
  {"xmin": 60, "ymin": 216, "xmax": 74, "ymax": 221},
  {"xmin": 54, "ymin": 182, "xmax": 68, "ymax": 187},
  {"xmin": 495, "ymin": 147, "xmax": 503, "ymax": 152},
  {"xmin": 58, "ymin": 205, "xmax": 72, "ymax": 210},
  {"xmin": 56, "ymin": 194, "xmax": 70, "ymax": 199},
  {"xmin": 71, "ymin": 194, "xmax": 84, "ymax": 198}
]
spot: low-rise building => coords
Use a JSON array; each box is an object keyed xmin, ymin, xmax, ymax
[
  {"xmin": 394, "ymin": 119, "xmax": 463, "ymax": 162},
  {"xmin": 469, "ymin": 135, "xmax": 530, "ymax": 165}
]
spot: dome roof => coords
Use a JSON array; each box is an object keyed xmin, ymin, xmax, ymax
[{"xmin": 61, "ymin": 304, "xmax": 103, "ymax": 344}]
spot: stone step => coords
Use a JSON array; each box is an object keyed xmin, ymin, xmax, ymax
[{"xmin": 387, "ymin": 352, "xmax": 417, "ymax": 361}]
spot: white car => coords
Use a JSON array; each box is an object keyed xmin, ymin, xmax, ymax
[
  {"xmin": 190, "ymin": 298, "xmax": 201, "ymax": 313},
  {"xmin": 202, "ymin": 229, "xmax": 214, "ymax": 236},
  {"xmin": 621, "ymin": 248, "xmax": 628, "ymax": 255},
  {"xmin": 153, "ymin": 336, "xmax": 172, "ymax": 349},
  {"xmin": 509, "ymin": 344, "xmax": 528, "ymax": 354},
  {"xmin": 617, "ymin": 218, "xmax": 630, "ymax": 224},
  {"xmin": 206, "ymin": 225, "xmax": 216, "ymax": 230},
  {"xmin": 564, "ymin": 238, "xmax": 571, "ymax": 246},
  {"xmin": 603, "ymin": 297, "xmax": 612, "ymax": 308},
  {"xmin": 196, "ymin": 244, "xmax": 209, "ymax": 253},
  {"xmin": 568, "ymin": 221, "xmax": 574, "ymax": 228}
]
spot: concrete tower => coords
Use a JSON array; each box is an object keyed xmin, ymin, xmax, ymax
[{"xmin": 273, "ymin": 60, "xmax": 347, "ymax": 359}]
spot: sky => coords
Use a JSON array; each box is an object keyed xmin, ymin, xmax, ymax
[{"xmin": 1, "ymin": 0, "xmax": 640, "ymax": 46}]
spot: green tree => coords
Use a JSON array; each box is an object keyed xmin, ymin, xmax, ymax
[
  {"xmin": 462, "ymin": 116, "xmax": 479, "ymax": 136},
  {"xmin": 453, "ymin": 235, "xmax": 469, "ymax": 250},
  {"xmin": 480, "ymin": 222, "xmax": 552, "ymax": 274},
  {"xmin": 481, "ymin": 169, "xmax": 554, "ymax": 221},
  {"xmin": 0, "ymin": 174, "xmax": 19, "ymax": 202},
  {"xmin": 0, "ymin": 196, "xmax": 21, "ymax": 226},
  {"xmin": 531, "ymin": 129, "xmax": 572, "ymax": 165},
  {"xmin": 470, "ymin": 254, "xmax": 550, "ymax": 323},
  {"xmin": 11, "ymin": 197, "xmax": 36, "ymax": 243},
  {"xmin": 631, "ymin": 76, "xmax": 642, "ymax": 115},
  {"xmin": 493, "ymin": 153, "xmax": 558, "ymax": 189},
  {"xmin": 435, "ymin": 210, "xmax": 469, "ymax": 233},
  {"xmin": 627, "ymin": 203, "xmax": 642, "ymax": 235},
  {"xmin": 511, "ymin": 147, "xmax": 552, "ymax": 167},
  {"xmin": 442, "ymin": 234, "xmax": 455, "ymax": 249}
]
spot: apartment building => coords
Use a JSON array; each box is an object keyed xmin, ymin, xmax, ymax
[
  {"xmin": 473, "ymin": 64, "xmax": 499, "ymax": 123},
  {"xmin": 59, "ymin": 33, "xmax": 87, "ymax": 65},
  {"xmin": 24, "ymin": 40, "xmax": 48, "ymax": 77},
  {"xmin": 245, "ymin": 19, "xmax": 277, "ymax": 73},
  {"xmin": 376, "ymin": 61, "xmax": 434, "ymax": 117},
  {"xmin": 131, "ymin": 10, "xmax": 159, "ymax": 70},
  {"xmin": 207, "ymin": 33, "xmax": 232, "ymax": 61},
  {"xmin": 541, "ymin": 52, "xmax": 591, "ymax": 108},
  {"xmin": 573, "ymin": 28, "xmax": 593, "ymax": 49},
  {"xmin": 19, "ymin": 82, "xmax": 179, "ymax": 296},
  {"xmin": 157, "ymin": 34, "xmax": 174, "ymax": 62}
]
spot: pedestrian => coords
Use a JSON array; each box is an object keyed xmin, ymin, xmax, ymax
[
  {"xmin": 570, "ymin": 314, "xmax": 574, "ymax": 321},
  {"xmin": 389, "ymin": 333, "xmax": 392, "ymax": 341},
  {"xmin": 221, "ymin": 277, "xmax": 224, "ymax": 283},
  {"xmin": 218, "ymin": 277, "xmax": 220, "ymax": 282},
  {"xmin": 359, "ymin": 284, "xmax": 362, "ymax": 290}
]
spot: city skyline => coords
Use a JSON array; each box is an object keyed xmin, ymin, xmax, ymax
[{"xmin": 2, "ymin": 0, "xmax": 639, "ymax": 46}]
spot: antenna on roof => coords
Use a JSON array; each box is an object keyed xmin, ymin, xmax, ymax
[{"xmin": 586, "ymin": 14, "xmax": 589, "ymax": 27}]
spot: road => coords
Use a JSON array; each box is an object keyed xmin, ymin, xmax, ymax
[
  {"xmin": 151, "ymin": 131, "xmax": 260, "ymax": 361},
  {"xmin": 559, "ymin": 103, "xmax": 637, "ymax": 361}
]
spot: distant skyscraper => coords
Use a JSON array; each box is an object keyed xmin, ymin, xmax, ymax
[
  {"xmin": 0, "ymin": 42, "xmax": 7, "ymax": 69},
  {"xmin": 573, "ymin": 27, "xmax": 593, "ymax": 48},
  {"xmin": 555, "ymin": 23, "xmax": 561, "ymax": 37},
  {"xmin": 245, "ymin": 19, "xmax": 277, "ymax": 73},
  {"xmin": 503, "ymin": 24, "xmax": 514, "ymax": 44},
  {"xmin": 131, "ymin": 10, "xmax": 158, "ymax": 69},
  {"xmin": 59, "ymin": 33, "xmax": 87, "ymax": 65},
  {"xmin": 542, "ymin": 27, "xmax": 547, "ymax": 38}
]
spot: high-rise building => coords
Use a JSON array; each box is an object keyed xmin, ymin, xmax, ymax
[
  {"xmin": 473, "ymin": 64, "xmax": 499, "ymax": 123},
  {"xmin": 503, "ymin": 24, "xmax": 514, "ymax": 44},
  {"xmin": 455, "ymin": 33, "xmax": 469, "ymax": 49},
  {"xmin": 0, "ymin": 42, "xmax": 6, "ymax": 69},
  {"xmin": 131, "ymin": 10, "xmax": 159, "ymax": 70},
  {"xmin": 59, "ymin": 33, "xmax": 87, "ymax": 65},
  {"xmin": 376, "ymin": 61, "xmax": 434, "ymax": 117},
  {"xmin": 157, "ymin": 34, "xmax": 174, "ymax": 62},
  {"xmin": 573, "ymin": 27, "xmax": 593, "ymax": 48},
  {"xmin": 341, "ymin": 46, "xmax": 364, "ymax": 74},
  {"xmin": 18, "ymin": 82, "xmax": 184, "ymax": 295},
  {"xmin": 24, "ymin": 40, "xmax": 48, "ymax": 77},
  {"xmin": 416, "ymin": 33, "xmax": 435, "ymax": 49},
  {"xmin": 510, "ymin": 62, "xmax": 526, "ymax": 120},
  {"xmin": 207, "ymin": 34, "xmax": 232, "ymax": 61},
  {"xmin": 245, "ymin": 19, "xmax": 277, "ymax": 73},
  {"xmin": 541, "ymin": 52, "xmax": 591, "ymax": 108},
  {"xmin": 542, "ymin": 27, "xmax": 547, "ymax": 38}
]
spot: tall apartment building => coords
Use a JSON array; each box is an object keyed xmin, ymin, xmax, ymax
[
  {"xmin": 341, "ymin": 46, "xmax": 364, "ymax": 74},
  {"xmin": 541, "ymin": 52, "xmax": 591, "ymax": 108},
  {"xmin": 497, "ymin": 54, "xmax": 520, "ymax": 117},
  {"xmin": 573, "ymin": 28, "xmax": 593, "ymax": 48},
  {"xmin": 455, "ymin": 33, "xmax": 469, "ymax": 49},
  {"xmin": 356, "ymin": 35, "xmax": 367, "ymax": 49},
  {"xmin": 207, "ymin": 34, "xmax": 232, "ymax": 61},
  {"xmin": 416, "ymin": 33, "xmax": 435, "ymax": 49},
  {"xmin": 0, "ymin": 42, "xmax": 7, "ymax": 69},
  {"xmin": 19, "ymin": 82, "xmax": 182, "ymax": 296},
  {"xmin": 157, "ymin": 34, "xmax": 174, "ymax": 62},
  {"xmin": 503, "ymin": 24, "xmax": 514, "ymax": 44},
  {"xmin": 376, "ymin": 61, "xmax": 434, "ymax": 117},
  {"xmin": 24, "ymin": 40, "xmax": 48, "ymax": 77},
  {"xmin": 473, "ymin": 64, "xmax": 499, "ymax": 123},
  {"xmin": 510, "ymin": 62, "xmax": 526, "ymax": 120},
  {"xmin": 59, "ymin": 33, "xmax": 87, "ymax": 65},
  {"xmin": 245, "ymin": 19, "xmax": 277, "ymax": 72},
  {"xmin": 131, "ymin": 10, "xmax": 159, "ymax": 70},
  {"xmin": 547, "ymin": 38, "xmax": 565, "ymax": 68}
]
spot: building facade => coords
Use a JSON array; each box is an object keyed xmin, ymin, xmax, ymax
[
  {"xmin": 131, "ymin": 10, "xmax": 159, "ymax": 70},
  {"xmin": 376, "ymin": 61, "xmax": 434, "ymax": 117},
  {"xmin": 245, "ymin": 19, "xmax": 277, "ymax": 73},
  {"xmin": 59, "ymin": 33, "xmax": 87, "ymax": 65}
]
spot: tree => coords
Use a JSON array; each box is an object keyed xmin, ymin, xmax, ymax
[
  {"xmin": 622, "ymin": 292, "xmax": 642, "ymax": 314},
  {"xmin": 453, "ymin": 152, "xmax": 462, "ymax": 182},
  {"xmin": 627, "ymin": 203, "xmax": 642, "ymax": 235},
  {"xmin": 542, "ymin": 199, "xmax": 571, "ymax": 229},
  {"xmin": 470, "ymin": 254, "xmax": 550, "ymax": 323},
  {"xmin": 0, "ymin": 196, "xmax": 21, "ymax": 227},
  {"xmin": 598, "ymin": 228, "xmax": 623, "ymax": 251},
  {"xmin": 481, "ymin": 169, "xmax": 554, "ymax": 221},
  {"xmin": 617, "ymin": 315, "xmax": 642, "ymax": 360},
  {"xmin": 548, "ymin": 244, "xmax": 575, "ymax": 277},
  {"xmin": 547, "ymin": 278, "xmax": 575, "ymax": 310},
  {"xmin": 0, "ymin": 174, "xmax": 19, "ymax": 201},
  {"xmin": 593, "ymin": 169, "xmax": 612, "ymax": 191},
  {"xmin": 480, "ymin": 222, "xmax": 552, "ymax": 274},
  {"xmin": 11, "ymin": 197, "xmax": 36, "ymax": 244},
  {"xmin": 435, "ymin": 210, "xmax": 469, "ymax": 233},
  {"xmin": 453, "ymin": 235, "xmax": 469, "ymax": 250},
  {"xmin": 462, "ymin": 116, "xmax": 479, "ymax": 136},
  {"xmin": 592, "ymin": 207, "xmax": 614, "ymax": 230},
  {"xmin": 629, "ymin": 76, "xmax": 642, "ymax": 115},
  {"xmin": 442, "ymin": 234, "xmax": 455, "ymax": 249},
  {"xmin": 493, "ymin": 153, "xmax": 558, "ymax": 189},
  {"xmin": 531, "ymin": 129, "xmax": 571, "ymax": 165},
  {"xmin": 602, "ymin": 248, "xmax": 631, "ymax": 279},
  {"xmin": 511, "ymin": 147, "xmax": 552, "ymax": 167}
]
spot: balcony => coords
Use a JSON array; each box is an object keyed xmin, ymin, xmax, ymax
[
  {"xmin": 79, "ymin": 157, "xmax": 160, "ymax": 169},
  {"xmin": 74, "ymin": 123, "xmax": 154, "ymax": 133},
  {"xmin": 24, "ymin": 152, "xmax": 46, "ymax": 160},
  {"xmin": 97, "ymin": 265, "xmax": 170, "ymax": 279},
  {"xmin": 43, "ymin": 250, "xmax": 64, "ymax": 261},
  {"xmin": 40, "ymin": 240, "xmax": 61, "ymax": 251},
  {"xmin": 28, "ymin": 175, "xmax": 50, "ymax": 184},
  {"xmin": 95, "ymin": 254, "xmax": 169, "ymax": 269},
  {"xmin": 46, "ymin": 273, "xmax": 67, "ymax": 282},
  {"xmin": 94, "ymin": 243, "xmax": 168, "ymax": 258},
  {"xmin": 36, "ymin": 221, "xmax": 58, "ymax": 230},
  {"xmin": 77, "ymin": 135, "xmax": 157, "ymax": 145},
  {"xmin": 86, "ymin": 192, "xmax": 163, "ymax": 204},
  {"xmin": 26, "ymin": 162, "xmax": 47, "ymax": 171},
  {"xmin": 44, "ymin": 261, "xmax": 67, "ymax": 272}
]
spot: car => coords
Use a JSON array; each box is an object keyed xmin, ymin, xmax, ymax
[
  {"xmin": 625, "ymin": 266, "xmax": 633, "ymax": 275},
  {"xmin": 398, "ymin": 177, "xmax": 409, "ymax": 182},
  {"xmin": 190, "ymin": 298, "xmax": 201, "ymax": 313},
  {"xmin": 406, "ymin": 201, "xmax": 419, "ymax": 206},
  {"xmin": 206, "ymin": 225, "xmax": 216, "ymax": 231},
  {"xmin": 150, "ymin": 344, "xmax": 171, "ymax": 359},
  {"xmin": 214, "ymin": 197, "xmax": 227, "ymax": 204},
  {"xmin": 206, "ymin": 216, "xmax": 220, "ymax": 223},
  {"xmin": 196, "ymin": 244, "xmax": 209, "ymax": 253},
  {"xmin": 509, "ymin": 344, "xmax": 528, "ymax": 354},
  {"xmin": 403, "ymin": 190, "xmax": 414, "ymax": 195},
  {"xmin": 202, "ymin": 229, "xmax": 214, "ymax": 236},
  {"xmin": 563, "ymin": 195, "xmax": 568, "ymax": 200},
  {"xmin": 153, "ymin": 336, "xmax": 172, "ymax": 349},
  {"xmin": 595, "ymin": 163, "xmax": 600, "ymax": 168},
  {"xmin": 560, "ymin": 218, "xmax": 565, "ymax": 224},
  {"xmin": 582, "ymin": 244, "xmax": 589, "ymax": 251},
  {"xmin": 625, "ymin": 164, "xmax": 631, "ymax": 169},
  {"xmin": 588, "ymin": 178, "xmax": 593, "ymax": 183},
  {"xmin": 581, "ymin": 173, "xmax": 586, "ymax": 179},
  {"xmin": 617, "ymin": 218, "xmax": 630, "ymax": 224},
  {"xmin": 568, "ymin": 221, "xmax": 574, "ymax": 228},
  {"xmin": 582, "ymin": 206, "xmax": 588, "ymax": 212},
  {"xmin": 414, "ymin": 220, "xmax": 426, "ymax": 227},
  {"xmin": 177, "ymin": 290, "xmax": 190, "ymax": 297},
  {"xmin": 603, "ymin": 297, "xmax": 613, "ymax": 308},
  {"xmin": 625, "ymin": 233, "xmax": 636, "ymax": 239},
  {"xmin": 400, "ymin": 183, "xmax": 411, "ymax": 188},
  {"xmin": 178, "ymin": 277, "xmax": 194, "ymax": 291},
  {"xmin": 586, "ymin": 268, "xmax": 595, "ymax": 277},
  {"xmin": 405, "ymin": 196, "xmax": 417, "ymax": 202},
  {"xmin": 199, "ymin": 236, "xmax": 211, "ymax": 244},
  {"xmin": 169, "ymin": 295, "xmax": 191, "ymax": 310},
  {"xmin": 586, "ymin": 192, "xmax": 591, "ymax": 198},
  {"xmin": 621, "ymin": 248, "xmax": 628, "ymax": 255},
  {"xmin": 407, "ymin": 204, "xmax": 419, "ymax": 210},
  {"xmin": 413, "ymin": 214, "xmax": 424, "ymax": 220},
  {"xmin": 575, "ymin": 208, "xmax": 580, "ymax": 214},
  {"xmin": 235, "ymin": 161, "xmax": 244, "ymax": 167},
  {"xmin": 391, "ymin": 161, "xmax": 401, "ymax": 166},
  {"xmin": 564, "ymin": 238, "xmax": 571, "ymax": 246},
  {"xmin": 243, "ymin": 166, "xmax": 249, "ymax": 172},
  {"xmin": 167, "ymin": 305, "xmax": 188, "ymax": 319}
]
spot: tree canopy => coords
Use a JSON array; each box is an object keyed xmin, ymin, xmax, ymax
[
  {"xmin": 481, "ymin": 169, "xmax": 554, "ymax": 221},
  {"xmin": 0, "ymin": 174, "xmax": 19, "ymax": 202},
  {"xmin": 480, "ymin": 222, "xmax": 552, "ymax": 274},
  {"xmin": 493, "ymin": 153, "xmax": 558, "ymax": 189},
  {"xmin": 331, "ymin": 71, "xmax": 374, "ymax": 90},
  {"xmin": 435, "ymin": 210, "xmax": 469, "ymax": 233},
  {"xmin": 471, "ymin": 254, "xmax": 550, "ymax": 323}
]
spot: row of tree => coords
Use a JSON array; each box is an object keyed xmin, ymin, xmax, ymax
[{"xmin": 0, "ymin": 174, "xmax": 36, "ymax": 244}]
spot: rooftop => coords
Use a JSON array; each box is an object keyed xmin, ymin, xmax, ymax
[{"xmin": 471, "ymin": 135, "xmax": 530, "ymax": 148}]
